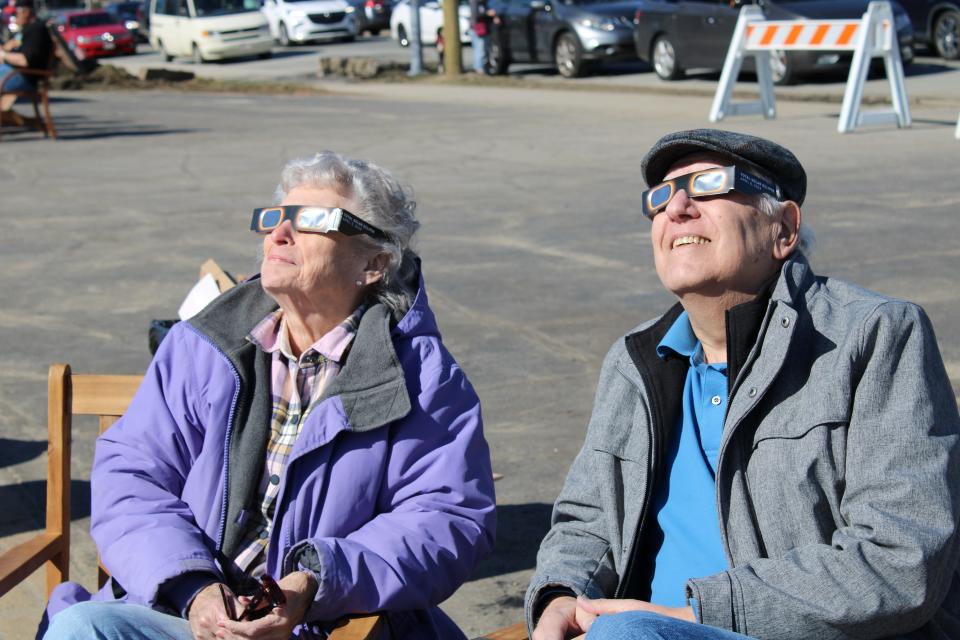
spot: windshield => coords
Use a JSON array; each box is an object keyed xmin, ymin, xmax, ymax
[
  {"xmin": 193, "ymin": 0, "xmax": 260, "ymax": 16},
  {"xmin": 69, "ymin": 12, "xmax": 117, "ymax": 26}
]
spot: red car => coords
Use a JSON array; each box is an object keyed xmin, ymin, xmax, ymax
[{"xmin": 56, "ymin": 10, "xmax": 136, "ymax": 60}]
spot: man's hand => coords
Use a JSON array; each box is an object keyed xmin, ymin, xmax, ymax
[
  {"xmin": 215, "ymin": 571, "xmax": 318, "ymax": 640},
  {"xmin": 575, "ymin": 596, "xmax": 695, "ymax": 631},
  {"xmin": 187, "ymin": 583, "xmax": 234, "ymax": 640},
  {"xmin": 532, "ymin": 595, "xmax": 592, "ymax": 640}
]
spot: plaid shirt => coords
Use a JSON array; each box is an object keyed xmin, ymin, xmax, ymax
[{"xmin": 232, "ymin": 305, "xmax": 366, "ymax": 575}]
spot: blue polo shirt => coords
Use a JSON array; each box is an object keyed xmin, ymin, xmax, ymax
[{"xmin": 648, "ymin": 311, "xmax": 729, "ymax": 607}]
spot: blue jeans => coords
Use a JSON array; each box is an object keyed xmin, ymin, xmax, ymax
[
  {"xmin": 44, "ymin": 601, "xmax": 192, "ymax": 640},
  {"xmin": 469, "ymin": 28, "xmax": 487, "ymax": 72},
  {"xmin": 0, "ymin": 63, "xmax": 33, "ymax": 93},
  {"xmin": 586, "ymin": 611, "xmax": 753, "ymax": 640}
]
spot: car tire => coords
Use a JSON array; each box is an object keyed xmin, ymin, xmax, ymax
[
  {"xmin": 258, "ymin": 50, "xmax": 273, "ymax": 59},
  {"xmin": 158, "ymin": 39, "xmax": 174, "ymax": 62},
  {"xmin": 192, "ymin": 42, "xmax": 205, "ymax": 64},
  {"xmin": 369, "ymin": 28, "xmax": 380, "ymax": 35},
  {"xmin": 933, "ymin": 9, "xmax": 960, "ymax": 60},
  {"xmin": 278, "ymin": 22, "xmax": 291, "ymax": 46},
  {"xmin": 769, "ymin": 49, "xmax": 795, "ymax": 86},
  {"xmin": 397, "ymin": 23, "xmax": 409, "ymax": 47},
  {"xmin": 486, "ymin": 33, "xmax": 508, "ymax": 75},
  {"xmin": 651, "ymin": 34, "xmax": 681, "ymax": 80},
  {"xmin": 554, "ymin": 31, "xmax": 585, "ymax": 78}
]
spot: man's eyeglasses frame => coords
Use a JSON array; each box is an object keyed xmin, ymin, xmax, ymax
[
  {"xmin": 641, "ymin": 165, "xmax": 782, "ymax": 220},
  {"xmin": 251, "ymin": 205, "xmax": 388, "ymax": 241}
]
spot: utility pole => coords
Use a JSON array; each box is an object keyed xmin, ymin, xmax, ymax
[
  {"xmin": 442, "ymin": 0, "xmax": 461, "ymax": 76},
  {"xmin": 408, "ymin": 0, "xmax": 424, "ymax": 75}
]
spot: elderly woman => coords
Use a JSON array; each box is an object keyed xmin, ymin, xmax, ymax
[{"xmin": 41, "ymin": 152, "xmax": 496, "ymax": 640}]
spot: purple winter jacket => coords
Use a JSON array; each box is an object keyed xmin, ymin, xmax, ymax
[{"xmin": 42, "ymin": 270, "xmax": 496, "ymax": 639}]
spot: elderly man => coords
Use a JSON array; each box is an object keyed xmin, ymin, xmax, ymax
[
  {"xmin": 0, "ymin": 0, "xmax": 52, "ymax": 121},
  {"xmin": 526, "ymin": 129, "xmax": 960, "ymax": 640}
]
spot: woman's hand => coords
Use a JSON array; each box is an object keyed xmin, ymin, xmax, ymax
[
  {"xmin": 187, "ymin": 583, "xmax": 234, "ymax": 640},
  {"xmin": 215, "ymin": 571, "xmax": 318, "ymax": 639}
]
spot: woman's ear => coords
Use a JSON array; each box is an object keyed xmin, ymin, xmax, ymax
[
  {"xmin": 773, "ymin": 201, "xmax": 801, "ymax": 261},
  {"xmin": 362, "ymin": 252, "xmax": 391, "ymax": 286}
]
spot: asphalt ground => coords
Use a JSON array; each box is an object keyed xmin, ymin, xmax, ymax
[{"xmin": 1, "ymin": 78, "xmax": 959, "ymax": 639}]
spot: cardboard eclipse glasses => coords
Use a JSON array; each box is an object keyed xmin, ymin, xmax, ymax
[
  {"xmin": 641, "ymin": 165, "xmax": 782, "ymax": 219},
  {"xmin": 251, "ymin": 205, "xmax": 388, "ymax": 241}
]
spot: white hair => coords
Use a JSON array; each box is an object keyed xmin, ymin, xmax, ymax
[{"xmin": 274, "ymin": 151, "xmax": 421, "ymax": 321}]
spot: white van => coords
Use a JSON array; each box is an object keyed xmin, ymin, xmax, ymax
[{"xmin": 150, "ymin": 0, "xmax": 274, "ymax": 63}]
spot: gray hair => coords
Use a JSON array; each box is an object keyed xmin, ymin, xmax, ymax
[
  {"xmin": 274, "ymin": 151, "xmax": 421, "ymax": 321},
  {"xmin": 754, "ymin": 193, "xmax": 816, "ymax": 257}
]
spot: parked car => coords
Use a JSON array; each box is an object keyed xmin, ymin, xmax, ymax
[
  {"xmin": 390, "ymin": 0, "xmax": 470, "ymax": 46},
  {"xmin": 261, "ymin": 0, "xmax": 357, "ymax": 44},
  {"xmin": 898, "ymin": 0, "xmax": 959, "ymax": 59},
  {"xmin": 485, "ymin": 0, "xmax": 638, "ymax": 77},
  {"xmin": 149, "ymin": 0, "xmax": 273, "ymax": 62},
  {"xmin": 633, "ymin": 0, "xmax": 915, "ymax": 85},
  {"xmin": 104, "ymin": 1, "xmax": 147, "ymax": 41},
  {"xmin": 55, "ymin": 10, "xmax": 137, "ymax": 59},
  {"xmin": 348, "ymin": 0, "xmax": 391, "ymax": 33}
]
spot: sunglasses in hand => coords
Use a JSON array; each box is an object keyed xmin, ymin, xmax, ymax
[{"xmin": 219, "ymin": 575, "xmax": 287, "ymax": 622}]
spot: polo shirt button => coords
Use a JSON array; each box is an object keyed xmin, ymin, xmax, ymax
[
  {"xmin": 259, "ymin": 529, "xmax": 269, "ymax": 540},
  {"xmin": 748, "ymin": 387, "xmax": 757, "ymax": 397},
  {"xmin": 711, "ymin": 395, "xmax": 722, "ymax": 406},
  {"xmin": 781, "ymin": 317, "xmax": 790, "ymax": 328},
  {"xmin": 269, "ymin": 474, "xmax": 280, "ymax": 485}
]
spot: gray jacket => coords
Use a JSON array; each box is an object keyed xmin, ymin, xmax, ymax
[{"xmin": 525, "ymin": 255, "xmax": 960, "ymax": 639}]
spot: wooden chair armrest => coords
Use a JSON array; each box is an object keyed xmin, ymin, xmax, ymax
[
  {"xmin": 13, "ymin": 66, "xmax": 52, "ymax": 78},
  {"xmin": 472, "ymin": 622, "xmax": 529, "ymax": 640},
  {"xmin": 0, "ymin": 532, "xmax": 63, "ymax": 598},
  {"xmin": 327, "ymin": 613, "xmax": 388, "ymax": 639}
]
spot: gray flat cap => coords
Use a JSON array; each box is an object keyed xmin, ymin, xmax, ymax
[{"xmin": 641, "ymin": 129, "xmax": 806, "ymax": 206}]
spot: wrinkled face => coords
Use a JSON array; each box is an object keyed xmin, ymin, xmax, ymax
[
  {"xmin": 651, "ymin": 154, "xmax": 786, "ymax": 299},
  {"xmin": 260, "ymin": 185, "xmax": 374, "ymax": 307}
]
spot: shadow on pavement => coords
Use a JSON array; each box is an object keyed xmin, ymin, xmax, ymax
[
  {"xmin": 0, "ymin": 438, "xmax": 46, "ymax": 468},
  {"xmin": 53, "ymin": 115, "xmax": 202, "ymax": 141},
  {"xmin": 0, "ymin": 479, "xmax": 91, "ymax": 538},
  {"xmin": 468, "ymin": 502, "xmax": 552, "ymax": 582}
]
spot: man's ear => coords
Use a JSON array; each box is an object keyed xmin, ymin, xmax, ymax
[
  {"xmin": 362, "ymin": 252, "xmax": 391, "ymax": 286},
  {"xmin": 773, "ymin": 201, "xmax": 801, "ymax": 260}
]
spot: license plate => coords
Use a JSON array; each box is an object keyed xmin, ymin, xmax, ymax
[{"xmin": 103, "ymin": 42, "xmax": 115, "ymax": 50}]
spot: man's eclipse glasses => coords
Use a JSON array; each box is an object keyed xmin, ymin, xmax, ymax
[
  {"xmin": 641, "ymin": 165, "xmax": 782, "ymax": 219},
  {"xmin": 251, "ymin": 205, "xmax": 388, "ymax": 241}
]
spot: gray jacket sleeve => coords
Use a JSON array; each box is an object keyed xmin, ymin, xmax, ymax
[
  {"xmin": 524, "ymin": 340, "xmax": 648, "ymax": 632},
  {"xmin": 688, "ymin": 301, "xmax": 960, "ymax": 639}
]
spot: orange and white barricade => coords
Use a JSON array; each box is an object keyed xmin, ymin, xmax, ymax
[{"xmin": 709, "ymin": 1, "xmax": 910, "ymax": 134}]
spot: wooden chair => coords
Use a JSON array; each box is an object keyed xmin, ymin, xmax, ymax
[
  {"xmin": 0, "ymin": 64, "xmax": 56, "ymax": 140},
  {"xmin": 0, "ymin": 363, "xmax": 385, "ymax": 639},
  {"xmin": 473, "ymin": 622, "xmax": 528, "ymax": 639}
]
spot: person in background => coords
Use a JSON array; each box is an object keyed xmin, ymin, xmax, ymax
[
  {"xmin": 468, "ymin": 0, "xmax": 491, "ymax": 73},
  {"xmin": 0, "ymin": 0, "xmax": 52, "ymax": 125},
  {"xmin": 41, "ymin": 151, "xmax": 497, "ymax": 640}
]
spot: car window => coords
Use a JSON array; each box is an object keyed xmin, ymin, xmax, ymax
[
  {"xmin": 193, "ymin": 0, "xmax": 260, "ymax": 16},
  {"xmin": 68, "ymin": 11, "xmax": 116, "ymax": 26}
]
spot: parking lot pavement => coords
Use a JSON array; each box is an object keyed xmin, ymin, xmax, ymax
[{"xmin": 1, "ymin": 81, "xmax": 958, "ymax": 638}]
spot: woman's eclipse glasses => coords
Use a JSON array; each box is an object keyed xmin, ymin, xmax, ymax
[
  {"xmin": 251, "ymin": 205, "xmax": 388, "ymax": 241},
  {"xmin": 641, "ymin": 165, "xmax": 782, "ymax": 219}
]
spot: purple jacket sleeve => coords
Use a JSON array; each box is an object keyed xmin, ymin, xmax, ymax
[
  {"xmin": 90, "ymin": 324, "xmax": 226, "ymax": 606},
  {"xmin": 286, "ymin": 359, "xmax": 496, "ymax": 619}
]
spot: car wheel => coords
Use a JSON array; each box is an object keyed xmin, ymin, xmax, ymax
[
  {"xmin": 397, "ymin": 23, "xmax": 409, "ymax": 47},
  {"xmin": 278, "ymin": 22, "xmax": 291, "ymax": 46},
  {"xmin": 486, "ymin": 34, "xmax": 509, "ymax": 75},
  {"xmin": 651, "ymin": 34, "xmax": 681, "ymax": 80},
  {"xmin": 158, "ymin": 39, "xmax": 174, "ymax": 62},
  {"xmin": 933, "ymin": 9, "xmax": 960, "ymax": 60},
  {"xmin": 554, "ymin": 31, "xmax": 585, "ymax": 78},
  {"xmin": 369, "ymin": 28, "xmax": 380, "ymax": 35},
  {"xmin": 258, "ymin": 50, "xmax": 273, "ymax": 59},
  {"xmin": 769, "ymin": 49, "xmax": 795, "ymax": 86},
  {"xmin": 192, "ymin": 43, "xmax": 205, "ymax": 64}
]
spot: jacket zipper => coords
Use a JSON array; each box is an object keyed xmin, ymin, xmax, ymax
[{"xmin": 185, "ymin": 324, "xmax": 242, "ymax": 555}]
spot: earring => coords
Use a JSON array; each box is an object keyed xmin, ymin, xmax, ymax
[{"xmin": 355, "ymin": 280, "xmax": 364, "ymax": 287}]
